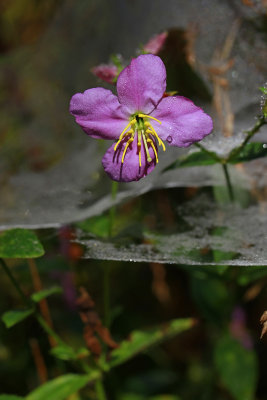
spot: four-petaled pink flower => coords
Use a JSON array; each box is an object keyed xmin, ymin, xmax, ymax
[{"xmin": 70, "ymin": 54, "xmax": 213, "ymax": 182}]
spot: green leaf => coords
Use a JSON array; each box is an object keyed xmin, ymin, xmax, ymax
[
  {"xmin": 229, "ymin": 142, "xmax": 267, "ymax": 163},
  {"xmin": 31, "ymin": 286, "xmax": 62, "ymax": 303},
  {"xmin": 190, "ymin": 275, "xmax": 232, "ymax": 323},
  {"xmin": 119, "ymin": 395, "xmax": 180, "ymax": 400},
  {"xmin": 2, "ymin": 308, "xmax": 34, "ymax": 328},
  {"xmin": 0, "ymin": 396, "xmax": 24, "ymax": 400},
  {"xmin": 237, "ymin": 266, "xmax": 267, "ymax": 286},
  {"xmin": 109, "ymin": 318, "xmax": 194, "ymax": 368},
  {"xmin": 26, "ymin": 373, "xmax": 100, "ymax": 400},
  {"xmin": 214, "ymin": 335, "xmax": 258, "ymax": 400},
  {"xmin": 50, "ymin": 345, "xmax": 90, "ymax": 361},
  {"xmin": 0, "ymin": 229, "xmax": 44, "ymax": 258},
  {"xmin": 76, "ymin": 215, "xmax": 110, "ymax": 238},
  {"xmin": 163, "ymin": 150, "xmax": 218, "ymax": 172}
]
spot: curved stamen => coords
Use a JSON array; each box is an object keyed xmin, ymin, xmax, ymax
[
  {"xmin": 114, "ymin": 128, "xmax": 134, "ymax": 151},
  {"xmin": 121, "ymin": 137, "xmax": 134, "ymax": 163},
  {"xmin": 114, "ymin": 114, "xmax": 165, "ymax": 167},
  {"xmin": 146, "ymin": 125, "xmax": 166, "ymax": 151},
  {"xmin": 147, "ymin": 138, "xmax": 158, "ymax": 163},
  {"xmin": 138, "ymin": 131, "xmax": 142, "ymax": 167},
  {"xmin": 138, "ymin": 114, "xmax": 162, "ymax": 124},
  {"xmin": 142, "ymin": 131, "xmax": 152, "ymax": 163}
]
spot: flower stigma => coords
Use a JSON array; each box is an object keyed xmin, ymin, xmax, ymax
[{"xmin": 114, "ymin": 113, "xmax": 165, "ymax": 167}]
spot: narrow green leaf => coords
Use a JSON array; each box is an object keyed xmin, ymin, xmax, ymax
[
  {"xmin": 26, "ymin": 373, "xmax": 100, "ymax": 400},
  {"xmin": 109, "ymin": 318, "xmax": 194, "ymax": 368},
  {"xmin": 0, "ymin": 396, "xmax": 24, "ymax": 400},
  {"xmin": 2, "ymin": 309, "xmax": 34, "ymax": 328},
  {"xmin": 50, "ymin": 345, "xmax": 90, "ymax": 361},
  {"xmin": 31, "ymin": 286, "xmax": 62, "ymax": 303},
  {"xmin": 163, "ymin": 151, "xmax": 218, "ymax": 172},
  {"xmin": 0, "ymin": 229, "xmax": 44, "ymax": 258},
  {"xmin": 214, "ymin": 335, "xmax": 258, "ymax": 400},
  {"xmin": 229, "ymin": 142, "xmax": 267, "ymax": 163}
]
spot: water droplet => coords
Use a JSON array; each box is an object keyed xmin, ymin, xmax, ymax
[
  {"xmin": 167, "ymin": 135, "xmax": 172, "ymax": 143},
  {"xmin": 263, "ymin": 144, "xmax": 267, "ymax": 148}
]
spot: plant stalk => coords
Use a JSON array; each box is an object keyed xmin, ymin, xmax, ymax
[
  {"xmin": 228, "ymin": 116, "xmax": 266, "ymax": 161},
  {"xmin": 0, "ymin": 258, "xmax": 29, "ymax": 306},
  {"xmin": 109, "ymin": 181, "xmax": 118, "ymax": 237},
  {"xmin": 95, "ymin": 379, "xmax": 108, "ymax": 400},
  {"xmin": 0, "ymin": 258, "xmax": 65, "ymax": 347},
  {"xmin": 222, "ymin": 163, "xmax": 234, "ymax": 201}
]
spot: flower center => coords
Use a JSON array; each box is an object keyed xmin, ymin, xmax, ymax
[{"xmin": 114, "ymin": 113, "xmax": 165, "ymax": 167}]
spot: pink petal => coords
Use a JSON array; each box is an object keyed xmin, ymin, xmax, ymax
[
  {"xmin": 102, "ymin": 134, "xmax": 157, "ymax": 182},
  {"xmin": 69, "ymin": 87, "xmax": 129, "ymax": 140},
  {"xmin": 150, "ymin": 96, "xmax": 213, "ymax": 147},
  {"xmin": 116, "ymin": 54, "xmax": 166, "ymax": 115}
]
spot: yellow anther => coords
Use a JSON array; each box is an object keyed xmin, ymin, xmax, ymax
[
  {"xmin": 120, "ymin": 120, "xmax": 134, "ymax": 138},
  {"xmin": 138, "ymin": 114, "xmax": 162, "ymax": 124},
  {"xmin": 138, "ymin": 131, "xmax": 142, "ymax": 167},
  {"xmin": 142, "ymin": 132, "xmax": 152, "ymax": 163},
  {"xmin": 121, "ymin": 137, "xmax": 134, "ymax": 163},
  {"xmin": 114, "ymin": 121, "xmax": 135, "ymax": 151},
  {"xmin": 147, "ymin": 138, "xmax": 158, "ymax": 163},
  {"xmin": 146, "ymin": 126, "xmax": 166, "ymax": 151}
]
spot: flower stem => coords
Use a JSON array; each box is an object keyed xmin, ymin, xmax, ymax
[
  {"xmin": 222, "ymin": 163, "xmax": 234, "ymax": 201},
  {"xmin": 104, "ymin": 181, "xmax": 118, "ymax": 329},
  {"xmin": 35, "ymin": 313, "xmax": 66, "ymax": 347},
  {"xmin": 0, "ymin": 258, "xmax": 29, "ymax": 306},
  {"xmin": 103, "ymin": 263, "xmax": 110, "ymax": 328},
  {"xmin": 109, "ymin": 181, "xmax": 118, "ymax": 237},
  {"xmin": 95, "ymin": 379, "xmax": 108, "ymax": 400}
]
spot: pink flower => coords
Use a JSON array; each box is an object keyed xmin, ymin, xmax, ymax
[
  {"xmin": 143, "ymin": 32, "xmax": 168, "ymax": 55},
  {"xmin": 70, "ymin": 54, "xmax": 213, "ymax": 182},
  {"xmin": 91, "ymin": 64, "xmax": 118, "ymax": 84}
]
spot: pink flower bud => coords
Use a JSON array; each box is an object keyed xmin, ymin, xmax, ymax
[
  {"xmin": 143, "ymin": 32, "xmax": 168, "ymax": 55},
  {"xmin": 91, "ymin": 64, "xmax": 118, "ymax": 84}
]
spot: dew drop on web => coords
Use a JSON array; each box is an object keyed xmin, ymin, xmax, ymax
[{"xmin": 167, "ymin": 135, "xmax": 172, "ymax": 143}]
